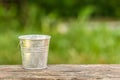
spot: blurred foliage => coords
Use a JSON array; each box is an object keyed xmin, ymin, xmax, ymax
[
  {"xmin": 0, "ymin": 2, "xmax": 120, "ymax": 64},
  {"xmin": 1, "ymin": 0, "xmax": 120, "ymax": 19},
  {"xmin": 35, "ymin": 0, "xmax": 120, "ymax": 18}
]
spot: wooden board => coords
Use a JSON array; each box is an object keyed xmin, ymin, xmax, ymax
[{"xmin": 0, "ymin": 65, "xmax": 120, "ymax": 80}]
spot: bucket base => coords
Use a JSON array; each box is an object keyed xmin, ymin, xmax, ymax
[{"xmin": 23, "ymin": 66, "xmax": 47, "ymax": 70}]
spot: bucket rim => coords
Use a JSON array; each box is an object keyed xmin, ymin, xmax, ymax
[{"xmin": 18, "ymin": 34, "xmax": 51, "ymax": 40}]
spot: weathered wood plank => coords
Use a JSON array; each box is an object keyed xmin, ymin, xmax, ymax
[{"xmin": 0, "ymin": 65, "xmax": 120, "ymax": 80}]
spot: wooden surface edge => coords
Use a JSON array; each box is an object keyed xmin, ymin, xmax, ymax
[{"xmin": 0, "ymin": 64, "xmax": 119, "ymax": 80}]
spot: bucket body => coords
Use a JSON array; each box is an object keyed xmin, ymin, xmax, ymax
[{"xmin": 19, "ymin": 35, "xmax": 51, "ymax": 69}]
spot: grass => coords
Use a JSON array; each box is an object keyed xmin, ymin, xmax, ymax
[
  {"xmin": 0, "ymin": 5, "xmax": 120, "ymax": 64},
  {"xmin": 49, "ymin": 21, "xmax": 120, "ymax": 64}
]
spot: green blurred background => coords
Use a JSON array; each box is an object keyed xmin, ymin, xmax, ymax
[{"xmin": 0, "ymin": 0, "xmax": 120, "ymax": 64}]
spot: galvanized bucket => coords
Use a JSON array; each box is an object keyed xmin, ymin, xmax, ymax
[{"xmin": 19, "ymin": 35, "xmax": 51, "ymax": 69}]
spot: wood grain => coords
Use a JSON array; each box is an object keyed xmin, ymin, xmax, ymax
[{"xmin": 0, "ymin": 65, "xmax": 120, "ymax": 80}]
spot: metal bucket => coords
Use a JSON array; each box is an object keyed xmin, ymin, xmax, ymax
[{"xmin": 19, "ymin": 35, "xmax": 51, "ymax": 69}]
